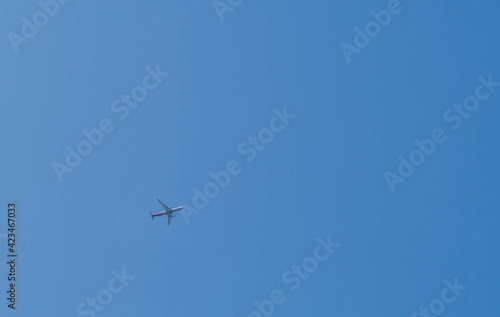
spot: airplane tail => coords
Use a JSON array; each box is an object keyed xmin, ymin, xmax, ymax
[{"xmin": 149, "ymin": 212, "xmax": 154, "ymax": 221}]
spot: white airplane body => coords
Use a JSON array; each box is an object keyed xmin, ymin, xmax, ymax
[{"xmin": 149, "ymin": 199, "xmax": 184, "ymax": 226}]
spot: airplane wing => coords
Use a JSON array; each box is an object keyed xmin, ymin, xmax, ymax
[
  {"xmin": 157, "ymin": 199, "xmax": 172, "ymax": 211},
  {"xmin": 168, "ymin": 214, "xmax": 172, "ymax": 226}
]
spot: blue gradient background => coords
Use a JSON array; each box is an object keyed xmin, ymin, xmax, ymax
[{"xmin": 0, "ymin": 0, "xmax": 499, "ymax": 316}]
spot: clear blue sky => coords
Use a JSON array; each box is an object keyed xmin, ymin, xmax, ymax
[{"xmin": 1, "ymin": 0, "xmax": 499, "ymax": 316}]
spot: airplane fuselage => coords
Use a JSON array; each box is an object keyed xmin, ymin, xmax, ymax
[{"xmin": 151, "ymin": 206, "xmax": 184, "ymax": 217}]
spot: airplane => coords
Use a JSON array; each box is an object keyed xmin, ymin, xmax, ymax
[{"xmin": 149, "ymin": 199, "xmax": 184, "ymax": 226}]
